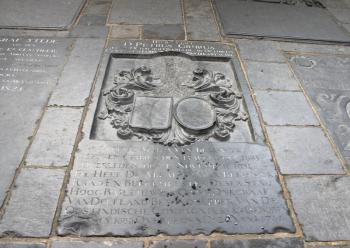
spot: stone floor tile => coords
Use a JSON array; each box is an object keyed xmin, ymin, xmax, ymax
[
  {"xmin": 85, "ymin": 0, "xmax": 111, "ymax": 15},
  {"xmin": 51, "ymin": 240, "xmax": 143, "ymax": 248},
  {"xmin": 267, "ymin": 126, "xmax": 343, "ymax": 174},
  {"xmin": 69, "ymin": 25, "xmax": 109, "ymax": 38},
  {"xmin": 236, "ymin": 39, "xmax": 285, "ymax": 62},
  {"xmin": 78, "ymin": 15, "xmax": 107, "ymax": 26},
  {"xmin": 328, "ymin": 8, "xmax": 350, "ymax": 24},
  {"xmin": 184, "ymin": 0, "xmax": 221, "ymax": 41},
  {"xmin": 211, "ymin": 238, "xmax": 304, "ymax": 248},
  {"xmin": 109, "ymin": 0, "xmax": 183, "ymax": 25},
  {"xmin": 344, "ymin": 24, "xmax": 350, "ymax": 33},
  {"xmin": 143, "ymin": 24, "xmax": 185, "ymax": 40},
  {"xmin": 256, "ymin": 91, "xmax": 319, "ymax": 125},
  {"xmin": 286, "ymin": 176, "xmax": 350, "ymax": 241},
  {"xmin": 26, "ymin": 108, "xmax": 83, "ymax": 167},
  {"xmin": 0, "ymin": 168, "xmax": 65, "ymax": 237},
  {"xmin": 149, "ymin": 240, "xmax": 206, "ymax": 248},
  {"xmin": 279, "ymin": 42, "xmax": 350, "ymax": 55},
  {"xmin": 317, "ymin": 246, "xmax": 350, "ymax": 248},
  {"xmin": 49, "ymin": 38, "xmax": 105, "ymax": 106},
  {"xmin": 110, "ymin": 25, "xmax": 140, "ymax": 39},
  {"xmin": 320, "ymin": 0, "xmax": 350, "ymax": 8},
  {"xmin": 0, "ymin": 243, "xmax": 45, "ymax": 248},
  {"xmin": 245, "ymin": 61, "xmax": 300, "ymax": 91}
]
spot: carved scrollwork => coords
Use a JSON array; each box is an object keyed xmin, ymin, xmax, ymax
[{"xmin": 98, "ymin": 65, "xmax": 248, "ymax": 145}]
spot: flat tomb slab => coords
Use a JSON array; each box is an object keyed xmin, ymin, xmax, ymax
[
  {"xmin": 57, "ymin": 40, "xmax": 294, "ymax": 236},
  {"xmin": 214, "ymin": 0, "xmax": 350, "ymax": 42},
  {"xmin": 0, "ymin": 0, "xmax": 86, "ymax": 29}
]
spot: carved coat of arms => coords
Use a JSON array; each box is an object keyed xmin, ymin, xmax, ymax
[{"xmin": 98, "ymin": 65, "xmax": 248, "ymax": 145}]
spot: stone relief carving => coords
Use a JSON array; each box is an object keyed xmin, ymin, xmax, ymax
[{"xmin": 98, "ymin": 66, "xmax": 248, "ymax": 145}]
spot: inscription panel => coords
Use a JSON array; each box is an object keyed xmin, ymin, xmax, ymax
[
  {"xmin": 0, "ymin": 37, "xmax": 72, "ymax": 204},
  {"xmin": 57, "ymin": 40, "xmax": 293, "ymax": 236}
]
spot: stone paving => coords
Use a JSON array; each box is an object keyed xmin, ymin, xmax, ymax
[{"xmin": 0, "ymin": 0, "xmax": 350, "ymax": 247}]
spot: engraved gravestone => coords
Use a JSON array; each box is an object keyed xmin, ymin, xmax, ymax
[
  {"xmin": 0, "ymin": 37, "xmax": 72, "ymax": 204},
  {"xmin": 57, "ymin": 40, "xmax": 294, "ymax": 236}
]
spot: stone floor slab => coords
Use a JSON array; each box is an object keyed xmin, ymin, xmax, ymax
[
  {"xmin": 328, "ymin": 8, "xmax": 350, "ymax": 24},
  {"xmin": 256, "ymin": 91, "xmax": 319, "ymax": 125},
  {"xmin": 25, "ymin": 108, "xmax": 83, "ymax": 167},
  {"xmin": 286, "ymin": 176, "xmax": 350, "ymax": 241},
  {"xmin": 211, "ymin": 238, "xmax": 304, "ymax": 248},
  {"xmin": 85, "ymin": 0, "xmax": 111, "ymax": 15},
  {"xmin": 109, "ymin": 0, "xmax": 183, "ymax": 25},
  {"xmin": 267, "ymin": 126, "xmax": 343, "ymax": 174},
  {"xmin": 236, "ymin": 39, "xmax": 285, "ymax": 62},
  {"xmin": 143, "ymin": 25, "xmax": 185, "ymax": 40},
  {"xmin": 245, "ymin": 61, "xmax": 300, "ymax": 91},
  {"xmin": 149, "ymin": 240, "xmax": 206, "ymax": 248},
  {"xmin": 0, "ymin": 168, "xmax": 65, "ymax": 237},
  {"xmin": 110, "ymin": 25, "xmax": 140, "ymax": 39},
  {"xmin": 184, "ymin": 0, "xmax": 221, "ymax": 41},
  {"xmin": 0, "ymin": 243, "xmax": 45, "ymax": 248},
  {"xmin": 51, "ymin": 240, "xmax": 143, "ymax": 248},
  {"xmin": 49, "ymin": 38, "xmax": 105, "ymax": 106},
  {"xmin": 0, "ymin": 0, "xmax": 86, "ymax": 29}
]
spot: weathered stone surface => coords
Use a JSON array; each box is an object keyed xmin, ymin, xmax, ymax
[
  {"xmin": 49, "ymin": 38, "xmax": 105, "ymax": 106},
  {"xmin": 110, "ymin": 25, "xmax": 140, "ymax": 39},
  {"xmin": 143, "ymin": 25, "xmax": 185, "ymax": 40},
  {"xmin": 149, "ymin": 240, "xmax": 206, "ymax": 248},
  {"xmin": 214, "ymin": 0, "xmax": 350, "ymax": 42},
  {"xmin": 0, "ymin": 243, "xmax": 45, "ymax": 248},
  {"xmin": 57, "ymin": 40, "xmax": 291, "ymax": 236},
  {"xmin": 267, "ymin": 126, "xmax": 343, "ymax": 174},
  {"xmin": 211, "ymin": 238, "xmax": 304, "ymax": 248},
  {"xmin": 280, "ymin": 42, "xmax": 350, "ymax": 55},
  {"xmin": 0, "ymin": 0, "xmax": 86, "ymax": 29},
  {"xmin": 109, "ymin": 0, "xmax": 183, "ymax": 25},
  {"xmin": 236, "ymin": 39, "xmax": 285, "ymax": 62},
  {"xmin": 25, "ymin": 108, "xmax": 83, "ymax": 167},
  {"xmin": 286, "ymin": 176, "xmax": 350, "ymax": 241},
  {"xmin": 328, "ymin": 8, "xmax": 350, "ymax": 24},
  {"xmin": 289, "ymin": 54, "xmax": 350, "ymax": 91},
  {"xmin": 317, "ymin": 246, "xmax": 350, "ymax": 248},
  {"xmin": 184, "ymin": 0, "xmax": 221, "ymax": 41},
  {"xmin": 0, "ymin": 37, "xmax": 72, "ymax": 205},
  {"xmin": 51, "ymin": 240, "xmax": 143, "ymax": 248},
  {"xmin": 78, "ymin": 15, "xmax": 107, "ymax": 26},
  {"xmin": 256, "ymin": 91, "xmax": 319, "ymax": 125},
  {"xmin": 69, "ymin": 26, "xmax": 109, "ymax": 38},
  {"xmin": 245, "ymin": 61, "xmax": 300, "ymax": 91},
  {"xmin": 0, "ymin": 168, "xmax": 65, "ymax": 237},
  {"xmin": 320, "ymin": 0, "xmax": 350, "ymax": 9},
  {"xmin": 344, "ymin": 24, "xmax": 350, "ymax": 33},
  {"xmin": 85, "ymin": 0, "xmax": 111, "ymax": 15}
]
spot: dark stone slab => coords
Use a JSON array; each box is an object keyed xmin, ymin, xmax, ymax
[
  {"xmin": 51, "ymin": 240, "xmax": 143, "ymax": 248},
  {"xmin": 85, "ymin": 0, "xmax": 111, "ymax": 15},
  {"xmin": 0, "ymin": 0, "xmax": 86, "ymax": 30},
  {"xmin": 213, "ymin": 0, "xmax": 350, "ymax": 42},
  {"xmin": 78, "ymin": 15, "xmax": 107, "ymax": 26},
  {"xmin": 0, "ymin": 244, "xmax": 45, "ymax": 248},
  {"xmin": 56, "ymin": 40, "xmax": 293, "ymax": 236},
  {"xmin": 109, "ymin": 0, "xmax": 183, "ymax": 25},
  {"xmin": 149, "ymin": 240, "xmax": 206, "ymax": 248},
  {"xmin": 286, "ymin": 176, "xmax": 350, "ymax": 241},
  {"xmin": 211, "ymin": 238, "xmax": 304, "ymax": 248},
  {"xmin": 143, "ymin": 25, "xmax": 185, "ymax": 40},
  {"xmin": 0, "ymin": 37, "xmax": 72, "ymax": 205}
]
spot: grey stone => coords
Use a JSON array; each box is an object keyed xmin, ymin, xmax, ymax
[
  {"xmin": 85, "ymin": 0, "xmax": 111, "ymax": 15},
  {"xmin": 317, "ymin": 246, "xmax": 350, "ymax": 248},
  {"xmin": 286, "ymin": 176, "xmax": 350, "ymax": 241},
  {"xmin": 143, "ymin": 24, "xmax": 185, "ymax": 40},
  {"xmin": 279, "ymin": 42, "xmax": 350, "ymax": 55},
  {"xmin": 298, "ymin": 88, "xmax": 350, "ymax": 167},
  {"xmin": 289, "ymin": 54, "xmax": 350, "ymax": 91},
  {"xmin": 0, "ymin": 37, "xmax": 72, "ymax": 205},
  {"xmin": 0, "ymin": 29, "xmax": 70, "ymax": 38},
  {"xmin": 26, "ymin": 108, "xmax": 83, "ymax": 167},
  {"xmin": 255, "ymin": 91, "xmax": 319, "ymax": 125},
  {"xmin": 149, "ymin": 240, "xmax": 206, "ymax": 248},
  {"xmin": 245, "ymin": 61, "xmax": 300, "ymax": 91},
  {"xmin": 267, "ymin": 126, "xmax": 343, "ymax": 174},
  {"xmin": 211, "ymin": 238, "xmax": 304, "ymax": 248},
  {"xmin": 328, "ymin": 8, "xmax": 350, "ymax": 24},
  {"xmin": 320, "ymin": 0, "xmax": 350, "ymax": 9},
  {"xmin": 0, "ymin": 244, "xmax": 45, "ymax": 248},
  {"xmin": 214, "ymin": 0, "xmax": 350, "ymax": 42},
  {"xmin": 51, "ymin": 240, "xmax": 143, "ymax": 248},
  {"xmin": 49, "ymin": 38, "xmax": 105, "ymax": 106},
  {"xmin": 0, "ymin": 168, "xmax": 65, "ymax": 237},
  {"xmin": 69, "ymin": 25, "xmax": 109, "ymax": 38},
  {"xmin": 0, "ymin": 0, "xmax": 86, "ymax": 29},
  {"xmin": 236, "ymin": 39, "xmax": 285, "ymax": 62},
  {"xmin": 109, "ymin": 0, "xmax": 183, "ymax": 25},
  {"xmin": 184, "ymin": 0, "xmax": 221, "ymax": 41},
  {"xmin": 110, "ymin": 25, "xmax": 140, "ymax": 39},
  {"xmin": 344, "ymin": 24, "xmax": 350, "ymax": 33},
  {"xmin": 78, "ymin": 15, "xmax": 107, "ymax": 26}
]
